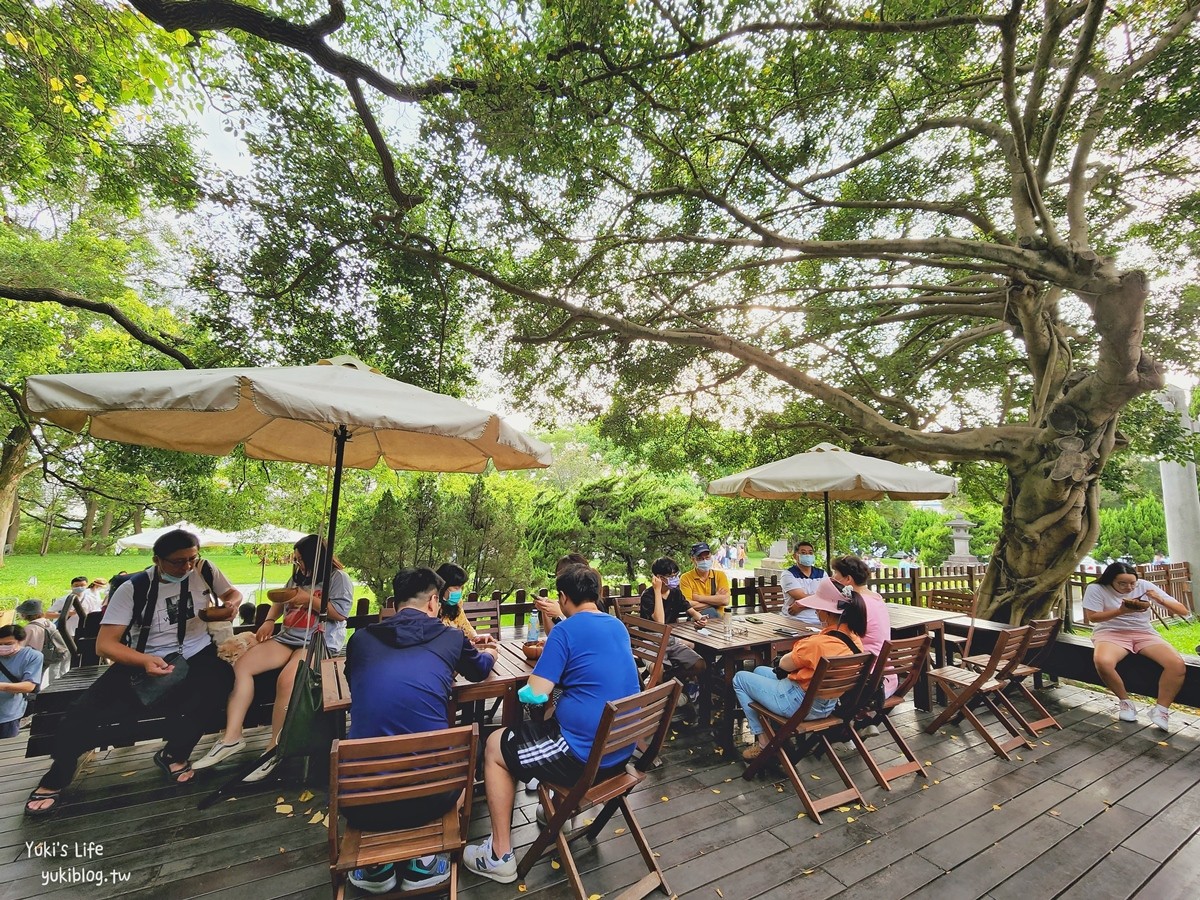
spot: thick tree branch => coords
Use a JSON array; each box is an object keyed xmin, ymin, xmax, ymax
[
  {"xmin": 0, "ymin": 285, "xmax": 197, "ymax": 369},
  {"xmin": 1034, "ymin": 0, "xmax": 1105, "ymax": 183}
]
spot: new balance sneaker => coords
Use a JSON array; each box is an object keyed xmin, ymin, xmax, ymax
[
  {"xmin": 1118, "ymin": 699, "xmax": 1139, "ymax": 722},
  {"xmin": 401, "ymin": 855, "xmax": 451, "ymax": 891},
  {"xmin": 192, "ymin": 738, "xmax": 247, "ymax": 770},
  {"xmin": 463, "ymin": 835, "xmax": 517, "ymax": 883},
  {"xmin": 349, "ymin": 863, "xmax": 397, "ymax": 895},
  {"xmin": 1150, "ymin": 705, "xmax": 1171, "ymax": 732}
]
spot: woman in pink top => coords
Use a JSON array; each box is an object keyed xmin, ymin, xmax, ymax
[{"xmin": 829, "ymin": 556, "xmax": 895, "ymax": 697}]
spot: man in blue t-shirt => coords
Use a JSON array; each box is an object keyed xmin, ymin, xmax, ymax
[{"xmin": 464, "ymin": 564, "xmax": 640, "ymax": 884}]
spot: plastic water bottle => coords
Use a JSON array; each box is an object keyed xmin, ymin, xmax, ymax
[
  {"xmin": 528, "ymin": 618, "xmax": 540, "ymax": 642},
  {"xmin": 724, "ymin": 608, "xmax": 733, "ymax": 640}
]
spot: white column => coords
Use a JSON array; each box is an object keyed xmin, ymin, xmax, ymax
[{"xmin": 1158, "ymin": 384, "xmax": 1200, "ymax": 607}]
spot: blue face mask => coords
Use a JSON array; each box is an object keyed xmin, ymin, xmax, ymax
[
  {"xmin": 695, "ymin": 559, "xmax": 713, "ymax": 573},
  {"xmin": 446, "ymin": 590, "xmax": 463, "ymax": 605},
  {"xmin": 160, "ymin": 570, "xmax": 188, "ymax": 584},
  {"xmin": 797, "ymin": 554, "xmax": 816, "ymax": 567}
]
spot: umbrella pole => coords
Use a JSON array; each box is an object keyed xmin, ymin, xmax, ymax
[
  {"xmin": 318, "ymin": 424, "xmax": 349, "ymax": 618},
  {"xmin": 823, "ymin": 492, "xmax": 832, "ymax": 565}
]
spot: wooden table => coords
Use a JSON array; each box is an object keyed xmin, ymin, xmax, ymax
[
  {"xmin": 322, "ymin": 639, "xmax": 537, "ymax": 731},
  {"xmin": 678, "ymin": 613, "xmax": 819, "ymax": 751}
]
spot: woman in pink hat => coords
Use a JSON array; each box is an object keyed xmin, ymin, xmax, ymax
[{"xmin": 733, "ymin": 578, "xmax": 868, "ymax": 761}]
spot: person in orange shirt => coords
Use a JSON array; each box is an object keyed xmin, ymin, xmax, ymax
[{"xmin": 733, "ymin": 578, "xmax": 868, "ymax": 761}]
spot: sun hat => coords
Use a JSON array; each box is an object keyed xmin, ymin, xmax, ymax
[{"xmin": 797, "ymin": 578, "xmax": 852, "ymax": 614}]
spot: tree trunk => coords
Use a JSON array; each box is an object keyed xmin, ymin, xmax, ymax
[
  {"xmin": 81, "ymin": 495, "xmax": 98, "ymax": 551},
  {"xmin": 99, "ymin": 507, "xmax": 113, "ymax": 544},
  {"xmin": 133, "ymin": 506, "xmax": 143, "ymax": 533},
  {"xmin": 5, "ymin": 503, "xmax": 19, "ymax": 550},
  {"xmin": 0, "ymin": 425, "xmax": 37, "ymax": 567}
]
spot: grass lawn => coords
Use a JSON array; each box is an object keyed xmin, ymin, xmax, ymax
[
  {"xmin": 1155, "ymin": 619, "xmax": 1200, "ymax": 656},
  {"xmin": 0, "ymin": 549, "xmax": 335, "ymax": 611}
]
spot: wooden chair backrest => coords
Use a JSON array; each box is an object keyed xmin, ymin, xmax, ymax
[
  {"xmin": 925, "ymin": 589, "xmax": 977, "ymax": 616},
  {"xmin": 974, "ymin": 625, "xmax": 1032, "ymax": 683},
  {"xmin": 867, "ymin": 635, "xmax": 932, "ymax": 703},
  {"xmin": 462, "ymin": 597, "xmax": 501, "ymax": 638},
  {"xmin": 757, "ymin": 584, "xmax": 785, "ymax": 613},
  {"xmin": 808, "ymin": 652, "xmax": 876, "ymax": 705},
  {"xmin": 614, "ymin": 596, "xmax": 642, "ymax": 621},
  {"xmin": 1022, "ymin": 618, "xmax": 1061, "ymax": 668},
  {"xmin": 329, "ymin": 724, "xmax": 478, "ymax": 843},
  {"xmin": 591, "ymin": 680, "xmax": 681, "ymax": 777},
  {"xmin": 625, "ymin": 616, "xmax": 672, "ymax": 688}
]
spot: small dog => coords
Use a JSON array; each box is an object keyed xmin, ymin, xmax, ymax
[{"xmin": 217, "ymin": 631, "xmax": 258, "ymax": 665}]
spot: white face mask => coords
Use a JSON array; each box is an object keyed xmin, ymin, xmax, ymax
[
  {"xmin": 0, "ymin": 643, "xmax": 19, "ymax": 657},
  {"xmin": 160, "ymin": 570, "xmax": 188, "ymax": 584}
]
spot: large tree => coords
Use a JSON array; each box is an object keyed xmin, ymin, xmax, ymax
[{"xmin": 67, "ymin": 1, "xmax": 1200, "ymax": 620}]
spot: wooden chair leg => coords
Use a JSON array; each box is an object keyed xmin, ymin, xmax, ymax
[
  {"xmin": 852, "ymin": 717, "xmax": 926, "ymax": 790},
  {"xmin": 615, "ymin": 796, "xmax": 672, "ymax": 900},
  {"xmin": 332, "ymin": 869, "xmax": 346, "ymax": 900},
  {"xmin": 924, "ymin": 679, "xmax": 970, "ymax": 734},
  {"xmin": 1011, "ymin": 681, "xmax": 1062, "ymax": 734}
]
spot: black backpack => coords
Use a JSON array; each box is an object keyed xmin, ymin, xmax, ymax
[{"xmin": 122, "ymin": 561, "xmax": 218, "ymax": 648}]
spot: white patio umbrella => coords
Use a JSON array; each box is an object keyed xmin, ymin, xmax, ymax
[
  {"xmin": 707, "ymin": 442, "xmax": 957, "ymax": 562},
  {"xmin": 114, "ymin": 520, "xmax": 239, "ymax": 553},
  {"xmin": 25, "ymin": 356, "xmax": 552, "ymax": 606}
]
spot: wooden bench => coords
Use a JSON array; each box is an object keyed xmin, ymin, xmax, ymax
[
  {"xmin": 945, "ymin": 618, "xmax": 1200, "ymax": 707},
  {"xmin": 26, "ymin": 665, "xmax": 280, "ymax": 759}
]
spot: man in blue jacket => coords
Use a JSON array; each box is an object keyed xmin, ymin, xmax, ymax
[{"xmin": 343, "ymin": 567, "xmax": 498, "ymax": 895}]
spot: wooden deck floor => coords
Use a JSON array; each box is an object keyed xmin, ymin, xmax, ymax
[{"xmin": 3, "ymin": 682, "xmax": 1200, "ymax": 900}]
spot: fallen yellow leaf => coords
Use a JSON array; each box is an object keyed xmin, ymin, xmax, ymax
[
  {"xmin": 846, "ymin": 816, "xmax": 856, "ymax": 823},
  {"xmin": 810, "ymin": 774, "xmax": 821, "ymax": 780},
  {"xmin": 797, "ymin": 812, "xmax": 807, "ymax": 819},
  {"xmin": 712, "ymin": 789, "xmax": 721, "ymax": 794},
  {"xmin": 276, "ymin": 796, "xmax": 285, "ymax": 804},
  {"xmin": 1042, "ymin": 740, "xmax": 1051, "ymax": 745},
  {"xmin": 298, "ymin": 789, "xmax": 314, "ymax": 802},
  {"xmin": 1049, "ymin": 810, "xmax": 1060, "ymax": 817},
  {"xmin": 518, "ymin": 884, "xmax": 527, "ymax": 893},
  {"xmin": 1158, "ymin": 741, "xmax": 1169, "ymax": 746},
  {"xmin": 661, "ymin": 796, "xmax": 670, "ymax": 802},
  {"xmin": 921, "ymin": 784, "xmax": 930, "ymax": 790},
  {"xmin": 992, "ymin": 804, "xmax": 1002, "ymax": 810},
  {"xmin": 276, "ymin": 804, "xmax": 293, "ymax": 814},
  {"xmin": 836, "ymin": 806, "xmax": 851, "ymax": 812},
  {"xmin": 588, "ymin": 895, "xmax": 603, "ymax": 900},
  {"xmin": 724, "ymin": 778, "xmax": 732, "ymax": 783},
  {"xmin": 615, "ymin": 827, "xmax": 626, "ymax": 835},
  {"xmin": 716, "ymin": 890, "xmax": 724, "ymax": 898},
  {"xmin": 122, "ymin": 771, "xmax": 136, "ymax": 777},
  {"xmin": 802, "ymin": 869, "xmax": 815, "ymax": 875},
  {"xmin": 933, "ymin": 779, "xmax": 941, "ymax": 784},
  {"xmin": 551, "ymin": 860, "xmax": 561, "ymax": 870}
]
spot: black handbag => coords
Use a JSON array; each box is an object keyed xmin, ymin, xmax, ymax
[{"xmin": 128, "ymin": 574, "xmax": 193, "ymax": 709}]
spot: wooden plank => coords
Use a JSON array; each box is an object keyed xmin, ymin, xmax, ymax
[{"xmin": 1054, "ymin": 846, "xmax": 1160, "ymax": 900}]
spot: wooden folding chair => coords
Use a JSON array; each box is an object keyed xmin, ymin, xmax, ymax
[
  {"xmin": 328, "ymin": 724, "xmax": 478, "ymax": 900},
  {"xmin": 924, "ymin": 589, "xmax": 977, "ymax": 663},
  {"xmin": 962, "ymin": 618, "xmax": 1063, "ymax": 736},
  {"xmin": 757, "ymin": 584, "xmax": 785, "ymax": 613},
  {"xmin": 613, "ymin": 595, "xmax": 642, "ymax": 621},
  {"xmin": 741, "ymin": 653, "xmax": 875, "ymax": 823},
  {"xmin": 462, "ymin": 598, "xmax": 501, "ymax": 639},
  {"xmin": 625, "ymin": 616, "xmax": 672, "ymax": 689},
  {"xmin": 924, "ymin": 625, "xmax": 1034, "ymax": 759},
  {"xmin": 848, "ymin": 635, "xmax": 932, "ymax": 790},
  {"xmin": 520, "ymin": 680, "xmax": 681, "ymax": 900}
]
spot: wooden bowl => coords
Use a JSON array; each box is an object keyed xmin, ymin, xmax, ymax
[{"xmin": 522, "ymin": 640, "xmax": 545, "ymax": 661}]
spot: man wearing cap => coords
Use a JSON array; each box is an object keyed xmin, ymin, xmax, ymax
[
  {"xmin": 779, "ymin": 541, "xmax": 826, "ymax": 628},
  {"xmin": 16, "ymin": 601, "xmax": 70, "ymax": 687},
  {"xmin": 678, "ymin": 542, "xmax": 731, "ymax": 619}
]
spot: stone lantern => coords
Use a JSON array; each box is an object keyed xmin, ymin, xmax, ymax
[{"xmin": 945, "ymin": 516, "xmax": 979, "ymax": 565}]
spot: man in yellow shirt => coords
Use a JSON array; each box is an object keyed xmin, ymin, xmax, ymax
[{"xmin": 678, "ymin": 542, "xmax": 730, "ymax": 619}]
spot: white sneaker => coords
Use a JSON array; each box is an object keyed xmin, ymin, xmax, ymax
[
  {"xmin": 463, "ymin": 835, "xmax": 517, "ymax": 883},
  {"xmin": 524, "ymin": 777, "xmax": 540, "ymax": 794},
  {"xmin": 1150, "ymin": 706, "xmax": 1171, "ymax": 732},
  {"xmin": 242, "ymin": 753, "xmax": 281, "ymax": 783},
  {"xmin": 191, "ymin": 738, "xmax": 247, "ymax": 770},
  {"xmin": 860, "ymin": 724, "xmax": 881, "ymax": 737},
  {"xmin": 1118, "ymin": 700, "xmax": 1139, "ymax": 722}
]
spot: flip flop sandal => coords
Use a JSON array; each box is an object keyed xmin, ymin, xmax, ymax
[
  {"xmin": 153, "ymin": 749, "xmax": 194, "ymax": 784},
  {"xmin": 24, "ymin": 788, "xmax": 62, "ymax": 817}
]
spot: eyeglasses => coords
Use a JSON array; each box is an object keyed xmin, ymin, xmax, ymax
[{"xmin": 160, "ymin": 554, "xmax": 201, "ymax": 570}]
